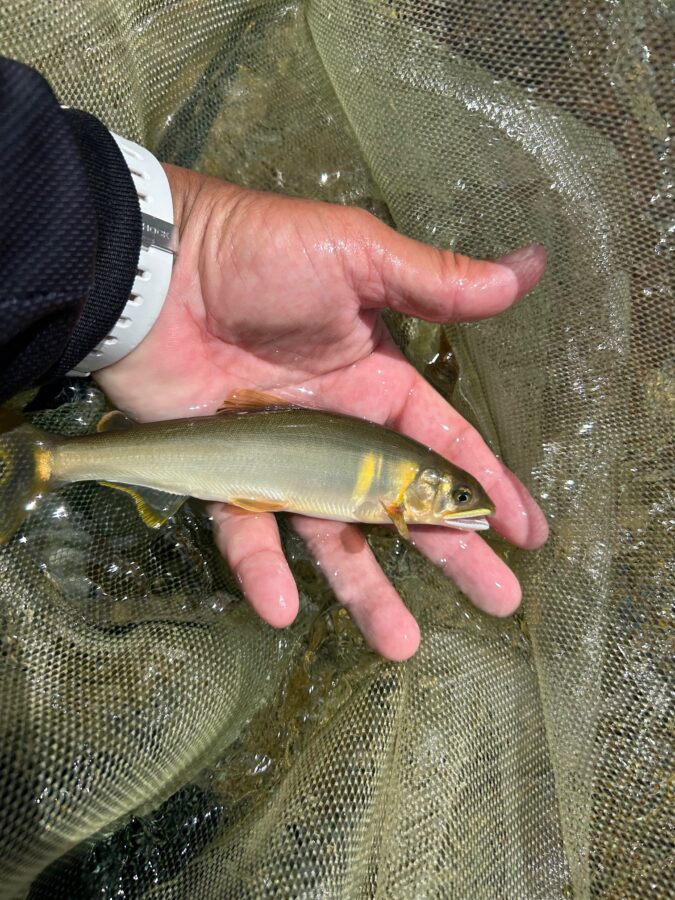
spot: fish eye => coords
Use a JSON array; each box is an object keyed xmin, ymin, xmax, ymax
[{"xmin": 453, "ymin": 486, "xmax": 472, "ymax": 505}]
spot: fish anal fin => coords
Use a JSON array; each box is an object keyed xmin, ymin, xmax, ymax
[
  {"xmin": 97, "ymin": 410, "xmax": 135, "ymax": 433},
  {"xmin": 229, "ymin": 497, "xmax": 287, "ymax": 513},
  {"xmin": 217, "ymin": 389, "xmax": 299, "ymax": 414},
  {"xmin": 99, "ymin": 482, "xmax": 187, "ymax": 528},
  {"xmin": 381, "ymin": 501, "xmax": 410, "ymax": 540}
]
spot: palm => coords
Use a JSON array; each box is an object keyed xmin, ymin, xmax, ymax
[{"xmin": 98, "ymin": 171, "xmax": 548, "ymax": 660}]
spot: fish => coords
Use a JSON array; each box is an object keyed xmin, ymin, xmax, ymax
[{"xmin": 0, "ymin": 393, "xmax": 495, "ymax": 543}]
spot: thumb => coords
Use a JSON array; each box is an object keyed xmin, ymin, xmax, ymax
[{"xmin": 356, "ymin": 217, "xmax": 546, "ymax": 321}]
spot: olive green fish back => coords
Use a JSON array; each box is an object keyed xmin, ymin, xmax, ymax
[{"xmin": 0, "ymin": 1, "xmax": 672, "ymax": 897}]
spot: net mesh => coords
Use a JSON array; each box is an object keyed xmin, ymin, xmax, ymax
[{"xmin": 0, "ymin": 0, "xmax": 672, "ymax": 897}]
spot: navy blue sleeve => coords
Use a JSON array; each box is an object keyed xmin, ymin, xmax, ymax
[{"xmin": 0, "ymin": 58, "xmax": 142, "ymax": 403}]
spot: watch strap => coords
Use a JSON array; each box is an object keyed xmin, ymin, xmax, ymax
[{"xmin": 69, "ymin": 133, "xmax": 176, "ymax": 376}]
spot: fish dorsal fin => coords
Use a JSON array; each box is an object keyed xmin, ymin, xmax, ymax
[
  {"xmin": 97, "ymin": 410, "xmax": 135, "ymax": 433},
  {"xmin": 99, "ymin": 482, "xmax": 187, "ymax": 528},
  {"xmin": 217, "ymin": 389, "xmax": 299, "ymax": 414}
]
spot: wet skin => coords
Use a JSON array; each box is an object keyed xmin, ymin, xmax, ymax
[{"xmin": 97, "ymin": 164, "xmax": 549, "ymax": 660}]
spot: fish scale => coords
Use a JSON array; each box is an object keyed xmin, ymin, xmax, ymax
[{"xmin": 0, "ymin": 407, "xmax": 494, "ymax": 540}]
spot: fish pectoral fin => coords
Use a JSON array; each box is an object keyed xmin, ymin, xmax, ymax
[
  {"xmin": 217, "ymin": 389, "xmax": 299, "ymax": 414},
  {"xmin": 96, "ymin": 410, "xmax": 135, "ymax": 433},
  {"xmin": 381, "ymin": 501, "xmax": 410, "ymax": 540},
  {"xmin": 99, "ymin": 482, "xmax": 187, "ymax": 528},
  {"xmin": 229, "ymin": 497, "xmax": 287, "ymax": 513}
]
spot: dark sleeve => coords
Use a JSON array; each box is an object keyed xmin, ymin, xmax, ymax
[{"xmin": 0, "ymin": 58, "xmax": 142, "ymax": 404}]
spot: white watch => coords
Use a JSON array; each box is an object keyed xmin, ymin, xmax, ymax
[{"xmin": 69, "ymin": 133, "xmax": 178, "ymax": 376}]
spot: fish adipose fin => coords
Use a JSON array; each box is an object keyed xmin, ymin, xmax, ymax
[
  {"xmin": 229, "ymin": 497, "xmax": 287, "ymax": 513},
  {"xmin": 217, "ymin": 389, "xmax": 299, "ymax": 414},
  {"xmin": 381, "ymin": 501, "xmax": 410, "ymax": 540},
  {"xmin": 98, "ymin": 482, "xmax": 187, "ymax": 528}
]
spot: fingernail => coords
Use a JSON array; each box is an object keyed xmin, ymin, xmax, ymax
[
  {"xmin": 528, "ymin": 505, "xmax": 550, "ymax": 548},
  {"xmin": 497, "ymin": 243, "xmax": 547, "ymax": 296}
]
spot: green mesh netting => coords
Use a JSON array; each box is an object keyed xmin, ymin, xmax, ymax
[{"xmin": 0, "ymin": 1, "xmax": 672, "ymax": 897}]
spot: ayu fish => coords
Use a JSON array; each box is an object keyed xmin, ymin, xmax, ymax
[{"xmin": 0, "ymin": 393, "xmax": 494, "ymax": 542}]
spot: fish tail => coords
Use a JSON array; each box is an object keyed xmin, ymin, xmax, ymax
[{"xmin": 0, "ymin": 421, "xmax": 56, "ymax": 543}]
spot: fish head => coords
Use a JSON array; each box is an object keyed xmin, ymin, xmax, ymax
[{"xmin": 405, "ymin": 464, "xmax": 495, "ymax": 530}]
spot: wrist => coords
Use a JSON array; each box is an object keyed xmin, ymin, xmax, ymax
[
  {"xmin": 93, "ymin": 165, "xmax": 244, "ymax": 420},
  {"xmin": 160, "ymin": 163, "xmax": 203, "ymax": 235},
  {"xmin": 92, "ymin": 164, "xmax": 214, "ymax": 418}
]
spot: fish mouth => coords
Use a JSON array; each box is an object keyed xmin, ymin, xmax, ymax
[{"xmin": 442, "ymin": 508, "xmax": 493, "ymax": 532}]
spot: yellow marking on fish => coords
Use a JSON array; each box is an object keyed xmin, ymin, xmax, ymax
[
  {"xmin": 99, "ymin": 481, "xmax": 168, "ymax": 528},
  {"xmin": 392, "ymin": 459, "xmax": 419, "ymax": 505},
  {"xmin": 35, "ymin": 448, "xmax": 52, "ymax": 484},
  {"xmin": 230, "ymin": 497, "xmax": 287, "ymax": 513},
  {"xmin": 444, "ymin": 507, "xmax": 493, "ymax": 520},
  {"xmin": 352, "ymin": 451, "xmax": 381, "ymax": 503}
]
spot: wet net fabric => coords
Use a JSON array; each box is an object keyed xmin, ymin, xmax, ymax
[{"xmin": 0, "ymin": 1, "xmax": 672, "ymax": 897}]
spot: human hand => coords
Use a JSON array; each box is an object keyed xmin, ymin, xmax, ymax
[{"xmin": 96, "ymin": 164, "xmax": 548, "ymax": 660}]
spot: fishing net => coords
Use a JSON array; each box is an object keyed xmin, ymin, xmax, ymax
[{"xmin": 0, "ymin": 0, "xmax": 672, "ymax": 897}]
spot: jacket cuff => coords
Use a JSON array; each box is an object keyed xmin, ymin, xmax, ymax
[{"xmin": 48, "ymin": 109, "xmax": 142, "ymax": 379}]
